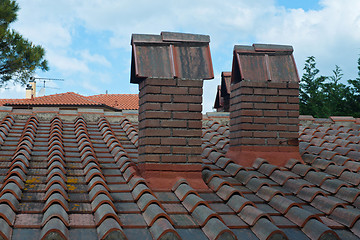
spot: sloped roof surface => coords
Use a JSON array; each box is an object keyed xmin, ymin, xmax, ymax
[
  {"xmin": 0, "ymin": 92, "xmax": 139, "ymax": 110},
  {"xmin": 4, "ymin": 92, "xmax": 103, "ymax": 106},
  {"xmin": 0, "ymin": 99, "xmax": 17, "ymax": 106},
  {"xmin": 0, "ymin": 114, "xmax": 360, "ymax": 239},
  {"xmin": 86, "ymin": 94, "xmax": 138, "ymax": 110}
]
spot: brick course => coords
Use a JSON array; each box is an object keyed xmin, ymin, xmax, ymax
[
  {"xmin": 230, "ymin": 81, "xmax": 299, "ymax": 148},
  {"xmin": 129, "ymin": 31, "xmax": 213, "ymax": 189},
  {"xmin": 138, "ymin": 78, "xmax": 204, "ymax": 164}
]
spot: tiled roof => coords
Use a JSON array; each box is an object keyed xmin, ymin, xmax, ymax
[
  {"xmin": 1, "ymin": 113, "xmax": 360, "ymax": 239},
  {"xmin": 0, "ymin": 99, "xmax": 17, "ymax": 106},
  {"xmin": 0, "ymin": 92, "xmax": 139, "ymax": 110},
  {"xmin": 2, "ymin": 92, "xmax": 103, "ymax": 107},
  {"xmin": 86, "ymin": 94, "xmax": 138, "ymax": 110}
]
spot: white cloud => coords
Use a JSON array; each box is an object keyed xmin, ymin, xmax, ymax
[
  {"xmin": 5, "ymin": 0, "xmax": 360, "ymax": 112},
  {"xmin": 47, "ymin": 50, "xmax": 89, "ymax": 74},
  {"xmin": 252, "ymin": 0, "xmax": 360, "ymax": 79},
  {"xmin": 81, "ymin": 80, "xmax": 102, "ymax": 95},
  {"xmin": 0, "ymin": 81, "xmax": 26, "ymax": 99},
  {"xmin": 13, "ymin": 0, "xmax": 75, "ymax": 48},
  {"xmin": 79, "ymin": 50, "xmax": 111, "ymax": 68}
]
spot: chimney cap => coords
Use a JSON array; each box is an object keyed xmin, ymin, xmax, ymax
[
  {"xmin": 234, "ymin": 44, "xmax": 293, "ymax": 54},
  {"xmin": 131, "ymin": 31, "xmax": 210, "ymax": 44},
  {"xmin": 130, "ymin": 31, "xmax": 214, "ymax": 83},
  {"xmin": 231, "ymin": 43, "xmax": 299, "ymax": 84}
]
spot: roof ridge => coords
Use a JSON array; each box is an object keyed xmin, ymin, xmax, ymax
[
  {"xmin": 88, "ymin": 93, "xmax": 138, "ymax": 97},
  {"xmin": 69, "ymin": 92, "xmax": 103, "ymax": 105}
]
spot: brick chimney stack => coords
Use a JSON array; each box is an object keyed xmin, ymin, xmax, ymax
[
  {"xmin": 130, "ymin": 32, "xmax": 213, "ymax": 189},
  {"xmin": 227, "ymin": 44, "xmax": 303, "ymax": 167},
  {"xmin": 220, "ymin": 72, "xmax": 231, "ymax": 112}
]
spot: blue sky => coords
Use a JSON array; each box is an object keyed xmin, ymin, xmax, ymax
[{"xmin": 1, "ymin": 0, "xmax": 360, "ymax": 113}]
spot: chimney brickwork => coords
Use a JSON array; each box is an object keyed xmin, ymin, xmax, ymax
[
  {"xmin": 230, "ymin": 81, "xmax": 300, "ymax": 148},
  {"xmin": 130, "ymin": 32, "xmax": 213, "ymax": 189},
  {"xmin": 138, "ymin": 78, "xmax": 203, "ymax": 165},
  {"xmin": 227, "ymin": 44, "xmax": 302, "ymax": 166}
]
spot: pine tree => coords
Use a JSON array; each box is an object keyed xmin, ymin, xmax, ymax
[
  {"xmin": 0, "ymin": 0, "xmax": 48, "ymax": 87},
  {"xmin": 347, "ymin": 56, "xmax": 360, "ymax": 117},
  {"xmin": 322, "ymin": 65, "xmax": 350, "ymax": 116},
  {"xmin": 299, "ymin": 56, "xmax": 327, "ymax": 117}
]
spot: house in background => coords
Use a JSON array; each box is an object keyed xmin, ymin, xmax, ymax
[
  {"xmin": 0, "ymin": 32, "xmax": 360, "ymax": 240},
  {"xmin": 0, "ymin": 91, "xmax": 138, "ymax": 118}
]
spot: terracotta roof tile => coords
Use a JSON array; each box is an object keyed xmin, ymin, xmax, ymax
[
  {"xmin": 1, "ymin": 113, "xmax": 360, "ymax": 239},
  {"xmin": 4, "ymin": 92, "xmax": 103, "ymax": 106},
  {"xmin": 0, "ymin": 92, "xmax": 139, "ymax": 110},
  {"xmin": 87, "ymin": 94, "xmax": 138, "ymax": 110}
]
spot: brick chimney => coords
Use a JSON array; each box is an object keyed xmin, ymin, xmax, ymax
[
  {"xmin": 226, "ymin": 44, "xmax": 303, "ymax": 167},
  {"xmin": 221, "ymin": 72, "xmax": 231, "ymax": 112},
  {"xmin": 130, "ymin": 32, "xmax": 214, "ymax": 189},
  {"xmin": 213, "ymin": 72, "xmax": 231, "ymax": 112}
]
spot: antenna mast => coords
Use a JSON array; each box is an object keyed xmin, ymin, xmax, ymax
[{"xmin": 30, "ymin": 77, "xmax": 64, "ymax": 96}]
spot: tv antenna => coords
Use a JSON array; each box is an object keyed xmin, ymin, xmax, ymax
[
  {"xmin": 30, "ymin": 77, "xmax": 64, "ymax": 96},
  {"xmin": 31, "ymin": 77, "xmax": 64, "ymax": 88}
]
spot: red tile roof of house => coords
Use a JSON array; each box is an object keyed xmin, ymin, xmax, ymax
[
  {"xmin": 0, "ymin": 99, "xmax": 17, "ymax": 106},
  {"xmin": 0, "ymin": 92, "xmax": 139, "ymax": 110},
  {"xmin": 0, "ymin": 112, "xmax": 359, "ymax": 239},
  {"xmin": 86, "ymin": 94, "xmax": 138, "ymax": 110},
  {"xmin": 4, "ymin": 92, "xmax": 103, "ymax": 106}
]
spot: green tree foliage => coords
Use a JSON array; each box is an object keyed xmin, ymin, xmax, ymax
[
  {"xmin": 0, "ymin": 0, "xmax": 48, "ymax": 87},
  {"xmin": 300, "ymin": 56, "xmax": 360, "ymax": 118},
  {"xmin": 299, "ymin": 56, "xmax": 327, "ymax": 117},
  {"xmin": 347, "ymin": 57, "xmax": 360, "ymax": 117}
]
